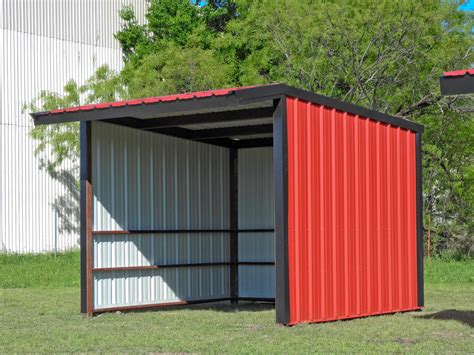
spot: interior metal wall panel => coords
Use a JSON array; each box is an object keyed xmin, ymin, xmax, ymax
[
  {"xmin": 238, "ymin": 265, "xmax": 275, "ymax": 299},
  {"xmin": 238, "ymin": 147, "xmax": 275, "ymax": 298},
  {"xmin": 286, "ymin": 97, "xmax": 419, "ymax": 324},
  {"xmin": 94, "ymin": 233, "xmax": 229, "ymax": 268},
  {"xmin": 94, "ymin": 266, "xmax": 229, "ymax": 309},
  {"xmin": 91, "ymin": 122, "xmax": 230, "ymax": 309}
]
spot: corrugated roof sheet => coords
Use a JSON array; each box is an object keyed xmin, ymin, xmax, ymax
[
  {"xmin": 36, "ymin": 84, "xmax": 276, "ymax": 116},
  {"xmin": 443, "ymin": 69, "xmax": 474, "ymax": 77}
]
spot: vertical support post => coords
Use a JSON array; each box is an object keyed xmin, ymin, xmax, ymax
[
  {"xmin": 415, "ymin": 132, "xmax": 424, "ymax": 307},
  {"xmin": 80, "ymin": 121, "xmax": 93, "ymax": 315},
  {"xmin": 273, "ymin": 97, "xmax": 290, "ymax": 324},
  {"xmin": 229, "ymin": 147, "xmax": 239, "ymax": 304}
]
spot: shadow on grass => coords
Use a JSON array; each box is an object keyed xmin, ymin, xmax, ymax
[
  {"xmin": 416, "ymin": 309, "xmax": 474, "ymax": 328},
  {"xmin": 106, "ymin": 301, "xmax": 275, "ymax": 316}
]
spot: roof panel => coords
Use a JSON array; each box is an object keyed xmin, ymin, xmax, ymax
[
  {"xmin": 31, "ymin": 83, "xmax": 424, "ymax": 133},
  {"xmin": 35, "ymin": 84, "xmax": 274, "ymax": 117}
]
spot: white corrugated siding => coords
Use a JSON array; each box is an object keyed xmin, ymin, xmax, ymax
[
  {"xmin": 0, "ymin": 0, "xmax": 147, "ymax": 253},
  {"xmin": 91, "ymin": 122, "xmax": 230, "ymax": 309},
  {"xmin": 1, "ymin": 0, "xmax": 148, "ymax": 49},
  {"xmin": 238, "ymin": 147, "xmax": 275, "ymax": 298}
]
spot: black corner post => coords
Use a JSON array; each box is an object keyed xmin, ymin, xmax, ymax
[
  {"xmin": 229, "ymin": 147, "xmax": 239, "ymax": 304},
  {"xmin": 273, "ymin": 97, "xmax": 290, "ymax": 324},
  {"xmin": 80, "ymin": 121, "xmax": 93, "ymax": 315},
  {"xmin": 415, "ymin": 132, "xmax": 424, "ymax": 307}
]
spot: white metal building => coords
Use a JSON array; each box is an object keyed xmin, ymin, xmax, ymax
[{"xmin": 0, "ymin": 0, "xmax": 147, "ymax": 253}]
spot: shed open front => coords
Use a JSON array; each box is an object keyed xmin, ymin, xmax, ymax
[{"xmin": 33, "ymin": 84, "xmax": 424, "ymax": 325}]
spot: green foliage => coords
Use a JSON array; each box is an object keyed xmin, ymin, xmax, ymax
[
  {"xmin": 26, "ymin": 81, "xmax": 82, "ymax": 173},
  {"xmin": 29, "ymin": 0, "xmax": 473, "ymax": 257},
  {"xmin": 125, "ymin": 45, "xmax": 234, "ymax": 97},
  {"xmin": 27, "ymin": 65, "xmax": 122, "ymax": 171}
]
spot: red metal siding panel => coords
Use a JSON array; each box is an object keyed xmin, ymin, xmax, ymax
[{"xmin": 286, "ymin": 97, "xmax": 420, "ymax": 325}]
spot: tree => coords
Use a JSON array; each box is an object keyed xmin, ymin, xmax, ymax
[{"xmin": 30, "ymin": 0, "xmax": 473, "ymax": 257}]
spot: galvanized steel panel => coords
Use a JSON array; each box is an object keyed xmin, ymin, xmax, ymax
[
  {"xmin": 91, "ymin": 122, "xmax": 230, "ymax": 231},
  {"xmin": 238, "ymin": 147, "xmax": 274, "ymax": 229},
  {"xmin": 94, "ymin": 266, "xmax": 230, "ymax": 309},
  {"xmin": 94, "ymin": 233, "xmax": 229, "ymax": 268},
  {"xmin": 238, "ymin": 147, "xmax": 275, "ymax": 298},
  {"xmin": 91, "ymin": 122, "xmax": 230, "ymax": 308},
  {"xmin": 238, "ymin": 265, "xmax": 274, "ymax": 299},
  {"xmin": 286, "ymin": 97, "xmax": 419, "ymax": 324}
]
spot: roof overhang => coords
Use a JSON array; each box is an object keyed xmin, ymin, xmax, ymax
[
  {"xmin": 440, "ymin": 69, "xmax": 474, "ymax": 95},
  {"xmin": 31, "ymin": 83, "xmax": 423, "ymax": 149}
]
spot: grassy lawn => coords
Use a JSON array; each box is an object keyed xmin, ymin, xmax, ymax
[{"xmin": 0, "ymin": 253, "xmax": 473, "ymax": 353}]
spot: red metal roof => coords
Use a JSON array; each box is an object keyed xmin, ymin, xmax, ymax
[
  {"xmin": 36, "ymin": 84, "xmax": 275, "ymax": 116},
  {"xmin": 443, "ymin": 69, "xmax": 474, "ymax": 77}
]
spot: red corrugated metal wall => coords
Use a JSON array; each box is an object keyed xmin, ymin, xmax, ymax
[{"xmin": 286, "ymin": 97, "xmax": 420, "ymax": 324}]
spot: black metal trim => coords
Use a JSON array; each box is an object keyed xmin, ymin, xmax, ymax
[
  {"xmin": 148, "ymin": 126, "xmax": 195, "ymax": 139},
  {"xmin": 236, "ymin": 84, "xmax": 424, "ymax": 133},
  {"xmin": 238, "ymin": 262, "xmax": 275, "ymax": 266},
  {"xmin": 195, "ymin": 124, "xmax": 273, "ymax": 140},
  {"xmin": 235, "ymin": 138, "xmax": 273, "ymax": 149},
  {"xmin": 92, "ymin": 228, "xmax": 274, "ymax": 236},
  {"xmin": 32, "ymin": 95, "xmax": 244, "ymax": 125},
  {"xmin": 79, "ymin": 121, "xmax": 91, "ymax": 314},
  {"xmin": 93, "ymin": 262, "xmax": 231, "ymax": 272},
  {"xmin": 107, "ymin": 107, "xmax": 274, "ymax": 130},
  {"xmin": 93, "ymin": 261, "xmax": 273, "ymax": 273},
  {"xmin": 416, "ymin": 132, "xmax": 424, "ymax": 307},
  {"xmin": 238, "ymin": 297, "xmax": 275, "ymax": 302},
  {"xmin": 273, "ymin": 97, "xmax": 290, "ymax": 325},
  {"xmin": 229, "ymin": 148, "xmax": 239, "ymax": 304},
  {"xmin": 440, "ymin": 75, "xmax": 474, "ymax": 95}
]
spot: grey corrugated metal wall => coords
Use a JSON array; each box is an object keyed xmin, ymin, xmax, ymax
[
  {"xmin": 91, "ymin": 122, "xmax": 230, "ymax": 309},
  {"xmin": 0, "ymin": 0, "xmax": 147, "ymax": 253},
  {"xmin": 238, "ymin": 147, "xmax": 275, "ymax": 298}
]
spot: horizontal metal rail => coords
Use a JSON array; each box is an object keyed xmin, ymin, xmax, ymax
[
  {"xmin": 238, "ymin": 297, "xmax": 275, "ymax": 302},
  {"xmin": 92, "ymin": 229, "xmax": 274, "ymax": 236},
  {"xmin": 93, "ymin": 261, "xmax": 275, "ymax": 273}
]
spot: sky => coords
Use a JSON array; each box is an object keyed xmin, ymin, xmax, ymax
[{"xmin": 459, "ymin": 0, "xmax": 474, "ymax": 11}]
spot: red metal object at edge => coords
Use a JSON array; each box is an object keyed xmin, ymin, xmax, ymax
[
  {"xmin": 443, "ymin": 69, "xmax": 474, "ymax": 77},
  {"xmin": 286, "ymin": 97, "xmax": 420, "ymax": 324}
]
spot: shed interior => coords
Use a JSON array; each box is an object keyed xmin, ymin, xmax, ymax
[{"xmin": 90, "ymin": 98, "xmax": 278, "ymax": 311}]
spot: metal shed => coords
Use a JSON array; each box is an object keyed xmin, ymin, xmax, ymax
[{"xmin": 32, "ymin": 84, "xmax": 424, "ymax": 325}]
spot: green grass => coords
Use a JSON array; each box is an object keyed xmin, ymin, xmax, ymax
[
  {"xmin": 1, "ymin": 251, "xmax": 471, "ymax": 288},
  {"xmin": 0, "ymin": 252, "xmax": 473, "ymax": 353},
  {"xmin": 0, "ymin": 251, "xmax": 80, "ymax": 288},
  {"xmin": 424, "ymin": 258, "xmax": 474, "ymax": 283}
]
